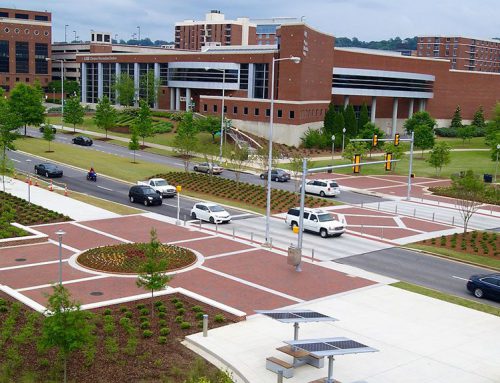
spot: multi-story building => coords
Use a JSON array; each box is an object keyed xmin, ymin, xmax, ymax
[
  {"xmin": 417, "ymin": 36, "xmax": 500, "ymax": 73},
  {"xmin": 174, "ymin": 10, "xmax": 256, "ymax": 50},
  {"xmin": 78, "ymin": 23, "xmax": 500, "ymax": 146},
  {"xmin": 251, "ymin": 17, "xmax": 302, "ymax": 45},
  {"xmin": 0, "ymin": 7, "xmax": 51, "ymax": 92}
]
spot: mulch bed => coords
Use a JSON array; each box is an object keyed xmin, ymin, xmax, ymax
[{"xmin": 0, "ymin": 290, "xmax": 241, "ymax": 382}]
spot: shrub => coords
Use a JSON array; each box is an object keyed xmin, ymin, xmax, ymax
[
  {"xmin": 175, "ymin": 315, "xmax": 183, "ymax": 323},
  {"xmin": 177, "ymin": 308, "xmax": 186, "ymax": 315},
  {"xmin": 154, "ymin": 300, "xmax": 164, "ymax": 307},
  {"xmin": 158, "ymin": 312, "xmax": 166, "ymax": 319},
  {"xmin": 142, "ymin": 330, "xmax": 153, "ymax": 338},
  {"xmin": 139, "ymin": 315, "xmax": 149, "ymax": 323},
  {"xmin": 191, "ymin": 305, "xmax": 203, "ymax": 312},
  {"xmin": 159, "ymin": 327, "xmax": 170, "ymax": 336},
  {"xmin": 0, "ymin": 305, "xmax": 8, "ymax": 313},
  {"xmin": 156, "ymin": 305, "xmax": 166, "ymax": 313},
  {"xmin": 103, "ymin": 308, "xmax": 112, "ymax": 316},
  {"xmin": 180, "ymin": 321, "xmax": 191, "ymax": 329},
  {"xmin": 214, "ymin": 314, "xmax": 226, "ymax": 323},
  {"xmin": 140, "ymin": 308, "xmax": 150, "ymax": 316},
  {"xmin": 140, "ymin": 321, "xmax": 150, "ymax": 330},
  {"xmin": 0, "ymin": 298, "xmax": 6, "ymax": 306},
  {"xmin": 197, "ymin": 320, "xmax": 204, "ymax": 329},
  {"xmin": 158, "ymin": 319, "xmax": 167, "ymax": 327},
  {"xmin": 195, "ymin": 312, "xmax": 205, "ymax": 320},
  {"xmin": 125, "ymin": 311, "xmax": 133, "ymax": 318},
  {"xmin": 158, "ymin": 336, "xmax": 167, "ymax": 344},
  {"xmin": 174, "ymin": 302, "xmax": 184, "ymax": 309},
  {"xmin": 120, "ymin": 306, "xmax": 128, "ymax": 313},
  {"xmin": 136, "ymin": 303, "xmax": 146, "ymax": 310},
  {"xmin": 170, "ymin": 297, "xmax": 180, "ymax": 304},
  {"xmin": 119, "ymin": 317, "xmax": 131, "ymax": 326},
  {"xmin": 300, "ymin": 128, "xmax": 331, "ymax": 149}
]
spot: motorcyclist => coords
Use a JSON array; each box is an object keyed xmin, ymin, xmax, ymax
[{"xmin": 88, "ymin": 167, "xmax": 97, "ymax": 180}]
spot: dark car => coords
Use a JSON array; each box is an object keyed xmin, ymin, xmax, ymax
[
  {"xmin": 466, "ymin": 273, "xmax": 500, "ymax": 300},
  {"xmin": 128, "ymin": 185, "xmax": 162, "ymax": 207},
  {"xmin": 72, "ymin": 136, "xmax": 93, "ymax": 146},
  {"xmin": 259, "ymin": 169, "xmax": 291, "ymax": 182},
  {"xmin": 34, "ymin": 163, "xmax": 63, "ymax": 178},
  {"xmin": 39, "ymin": 124, "xmax": 57, "ymax": 133}
]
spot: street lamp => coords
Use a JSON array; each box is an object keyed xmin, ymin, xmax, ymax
[
  {"xmin": 495, "ymin": 144, "xmax": 500, "ymax": 182},
  {"xmin": 204, "ymin": 67, "xmax": 226, "ymax": 161},
  {"xmin": 55, "ymin": 230, "xmax": 66, "ymax": 285},
  {"xmin": 265, "ymin": 55, "xmax": 301, "ymax": 245},
  {"xmin": 331, "ymin": 135, "xmax": 335, "ymax": 159},
  {"xmin": 137, "ymin": 26, "xmax": 141, "ymax": 45},
  {"xmin": 73, "ymin": 30, "xmax": 77, "ymax": 42},
  {"xmin": 46, "ymin": 58, "xmax": 65, "ymax": 128},
  {"xmin": 64, "ymin": 24, "xmax": 68, "ymax": 43},
  {"xmin": 342, "ymin": 127, "xmax": 346, "ymax": 153}
]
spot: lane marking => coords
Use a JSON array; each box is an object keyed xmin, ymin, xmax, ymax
[
  {"xmin": 231, "ymin": 213, "xmax": 254, "ymax": 218},
  {"xmin": 452, "ymin": 275, "xmax": 469, "ymax": 282},
  {"xmin": 97, "ymin": 185, "xmax": 113, "ymax": 191},
  {"xmin": 17, "ymin": 275, "xmax": 109, "ymax": 292},
  {"xmin": 11, "ymin": 159, "xmax": 20, "ymax": 163}
]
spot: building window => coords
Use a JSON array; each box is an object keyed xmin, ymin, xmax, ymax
[
  {"xmin": 213, "ymin": 104, "xmax": 218, "ymax": 113},
  {"xmin": 15, "ymin": 13, "xmax": 29, "ymax": 19},
  {"xmin": 289, "ymin": 111, "xmax": 295, "ymax": 119},
  {"xmin": 243, "ymin": 107, "xmax": 248, "ymax": 115},
  {"xmin": 35, "ymin": 43, "xmax": 48, "ymax": 74},
  {"xmin": 3, "ymin": 27, "xmax": 9, "ymax": 33},
  {"xmin": 0, "ymin": 12, "xmax": 8, "ymax": 18},
  {"xmin": 24, "ymin": 28, "xmax": 29, "ymax": 34},
  {"xmin": 253, "ymin": 63, "xmax": 269, "ymax": 99},
  {"xmin": 265, "ymin": 108, "xmax": 270, "ymax": 117},
  {"xmin": 15, "ymin": 42, "xmax": 29, "ymax": 74},
  {"xmin": 203, "ymin": 104, "xmax": 208, "ymax": 112},
  {"xmin": 233, "ymin": 106, "xmax": 238, "ymax": 114},
  {"xmin": 224, "ymin": 105, "xmax": 227, "ymax": 113},
  {"xmin": 254, "ymin": 108, "xmax": 259, "ymax": 116},
  {"xmin": 35, "ymin": 15, "xmax": 49, "ymax": 21},
  {"xmin": 277, "ymin": 109, "xmax": 283, "ymax": 118},
  {"xmin": 0, "ymin": 41, "xmax": 9, "ymax": 73}
]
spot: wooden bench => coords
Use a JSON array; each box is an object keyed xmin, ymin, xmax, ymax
[
  {"xmin": 277, "ymin": 345, "xmax": 324, "ymax": 368},
  {"xmin": 277, "ymin": 345, "xmax": 309, "ymax": 358},
  {"xmin": 266, "ymin": 356, "xmax": 294, "ymax": 378}
]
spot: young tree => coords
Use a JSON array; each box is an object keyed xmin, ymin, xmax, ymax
[
  {"xmin": 63, "ymin": 95, "xmax": 85, "ymax": 132},
  {"xmin": 331, "ymin": 110, "xmax": 346, "ymax": 147},
  {"xmin": 484, "ymin": 102, "xmax": 500, "ymax": 147},
  {"xmin": 128, "ymin": 128, "xmax": 140, "ymax": 163},
  {"xmin": 39, "ymin": 285, "xmax": 95, "ymax": 383},
  {"xmin": 139, "ymin": 70, "xmax": 160, "ymax": 107},
  {"xmin": 9, "ymin": 83, "xmax": 45, "ymax": 135},
  {"xmin": 427, "ymin": 142, "xmax": 451, "ymax": 176},
  {"xmin": 358, "ymin": 122, "xmax": 385, "ymax": 157},
  {"xmin": 357, "ymin": 103, "xmax": 370, "ymax": 133},
  {"xmin": 113, "ymin": 73, "xmax": 136, "ymax": 106},
  {"xmin": 457, "ymin": 125, "xmax": 475, "ymax": 144},
  {"xmin": 343, "ymin": 104, "xmax": 357, "ymax": 137},
  {"xmin": 450, "ymin": 105, "xmax": 463, "ymax": 129},
  {"xmin": 342, "ymin": 141, "xmax": 368, "ymax": 161},
  {"xmin": 43, "ymin": 125, "xmax": 56, "ymax": 152},
  {"xmin": 288, "ymin": 152, "xmax": 311, "ymax": 195},
  {"xmin": 451, "ymin": 170, "xmax": 485, "ymax": 233},
  {"xmin": 472, "ymin": 106, "xmax": 486, "ymax": 128},
  {"xmin": 134, "ymin": 100, "xmax": 153, "ymax": 146},
  {"xmin": 227, "ymin": 145, "xmax": 249, "ymax": 185},
  {"xmin": 0, "ymin": 92, "xmax": 21, "ymax": 191},
  {"xmin": 414, "ymin": 124, "xmax": 435, "ymax": 157},
  {"xmin": 382, "ymin": 141, "xmax": 406, "ymax": 171},
  {"xmin": 195, "ymin": 115, "xmax": 221, "ymax": 143},
  {"xmin": 403, "ymin": 111, "xmax": 436, "ymax": 134},
  {"xmin": 94, "ymin": 96, "xmax": 117, "ymax": 138},
  {"xmin": 136, "ymin": 228, "xmax": 171, "ymax": 316},
  {"xmin": 256, "ymin": 144, "xmax": 279, "ymax": 180},
  {"xmin": 174, "ymin": 111, "xmax": 198, "ymax": 171},
  {"xmin": 323, "ymin": 103, "xmax": 336, "ymax": 136}
]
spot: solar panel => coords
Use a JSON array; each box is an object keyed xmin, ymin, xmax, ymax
[
  {"xmin": 294, "ymin": 342, "xmax": 334, "ymax": 353},
  {"xmin": 327, "ymin": 340, "xmax": 367, "ymax": 350},
  {"xmin": 260, "ymin": 312, "xmax": 302, "ymax": 320},
  {"xmin": 294, "ymin": 311, "xmax": 330, "ymax": 319},
  {"xmin": 256, "ymin": 310, "xmax": 336, "ymax": 323}
]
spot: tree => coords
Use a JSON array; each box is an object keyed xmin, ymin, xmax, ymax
[
  {"xmin": 457, "ymin": 125, "xmax": 475, "ymax": 144},
  {"xmin": 63, "ymin": 95, "xmax": 85, "ymax": 132},
  {"xmin": 39, "ymin": 285, "xmax": 95, "ymax": 383},
  {"xmin": 174, "ymin": 111, "xmax": 198, "ymax": 171},
  {"xmin": 136, "ymin": 228, "xmax": 171, "ymax": 316},
  {"xmin": 47, "ymin": 80, "xmax": 79, "ymax": 96},
  {"xmin": 128, "ymin": 128, "xmax": 140, "ymax": 163},
  {"xmin": 358, "ymin": 122, "xmax": 385, "ymax": 157},
  {"xmin": 113, "ymin": 73, "xmax": 135, "ymax": 106},
  {"xmin": 343, "ymin": 104, "xmax": 357, "ymax": 137},
  {"xmin": 0, "ymin": 91, "xmax": 21, "ymax": 191},
  {"xmin": 414, "ymin": 124, "xmax": 435, "ymax": 157},
  {"xmin": 288, "ymin": 152, "xmax": 311, "ymax": 195},
  {"xmin": 451, "ymin": 170, "xmax": 485, "ymax": 233},
  {"xmin": 195, "ymin": 115, "xmax": 221, "ymax": 143},
  {"xmin": 427, "ymin": 142, "xmax": 451, "ymax": 176},
  {"xmin": 382, "ymin": 141, "xmax": 406, "ymax": 171},
  {"xmin": 323, "ymin": 103, "xmax": 336, "ymax": 136},
  {"xmin": 357, "ymin": 103, "xmax": 370, "ymax": 133},
  {"xmin": 450, "ymin": 105, "xmax": 463, "ymax": 129},
  {"xmin": 94, "ymin": 96, "xmax": 117, "ymax": 138},
  {"xmin": 139, "ymin": 70, "xmax": 160, "ymax": 107},
  {"xmin": 484, "ymin": 102, "xmax": 500, "ymax": 147},
  {"xmin": 9, "ymin": 83, "xmax": 45, "ymax": 135},
  {"xmin": 227, "ymin": 145, "xmax": 249, "ymax": 185},
  {"xmin": 342, "ymin": 141, "xmax": 368, "ymax": 161},
  {"xmin": 472, "ymin": 106, "xmax": 486, "ymax": 128},
  {"xmin": 403, "ymin": 111, "xmax": 436, "ymax": 134},
  {"xmin": 256, "ymin": 144, "xmax": 279, "ymax": 182},
  {"xmin": 42, "ymin": 124, "xmax": 55, "ymax": 152},
  {"xmin": 134, "ymin": 100, "xmax": 153, "ymax": 146}
]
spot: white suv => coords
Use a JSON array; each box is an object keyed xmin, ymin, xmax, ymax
[
  {"xmin": 301, "ymin": 179, "xmax": 340, "ymax": 197},
  {"xmin": 285, "ymin": 207, "xmax": 346, "ymax": 238},
  {"xmin": 190, "ymin": 202, "xmax": 231, "ymax": 224}
]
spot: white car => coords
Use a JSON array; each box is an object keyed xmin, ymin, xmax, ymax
[
  {"xmin": 285, "ymin": 207, "xmax": 346, "ymax": 238},
  {"xmin": 137, "ymin": 178, "xmax": 176, "ymax": 198},
  {"xmin": 301, "ymin": 179, "xmax": 340, "ymax": 197},
  {"xmin": 190, "ymin": 202, "xmax": 231, "ymax": 224}
]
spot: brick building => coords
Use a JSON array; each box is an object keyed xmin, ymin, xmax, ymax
[{"xmin": 0, "ymin": 7, "xmax": 51, "ymax": 92}]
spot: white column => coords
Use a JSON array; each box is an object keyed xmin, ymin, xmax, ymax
[
  {"xmin": 370, "ymin": 96, "xmax": 377, "ymax": 123},
  {"xmin": 408, "ymin": 98, "xmax": 414, "ymax": 119},
  {"xmin": 419, "ymin": 99, "xmax": 426, "ymax": 111},
  {"xmin": 97, "ymin": 63, "xmax": 104, "ymax": 100},
  {"xmin": 175, "ymin": 88, "xmax": 180, "ymax": 111},
  {"xmin": 133, "ymin": 62, "xmax": 140, "ymax": 106},
  {"xmin": 114, "ymin": 63, "xmax": 120, "ymax": 106},
  {"xmin": 185, "ymin": 88, "xmax": 191, "ymax": 111},
  {"xmin": 391, "ymin": 97, "xmax": 399, "ymax": 137},
  {"xmin": 247, "ymin": 63, "xmax": 255, "ymax": 98},
  {"xmin": 81, "ymin": 63, "xmax": 87, "ymax": 103},
  {"xmin": 154, "ymin": 63, "xmax": 160, "ymax": 109},
  {"xmin": 343, "ymin": 95, "xmax": 350, "ymax": 109},
  {"xmin": 170, "ymin": 88, "xmax": 175, "ymax": 111}
]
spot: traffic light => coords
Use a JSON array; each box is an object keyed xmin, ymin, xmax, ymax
[
  {"xmin": 372, "ymin": 134, "xmax": 378, "ymax": 147},
  {"xmin": 353, "ymin": 154, "xmax": 361, "ymax": 174},
  {"xmin": 394, "ymin": 133, "xmax": 400, "ymax": 146},
  {"xmin": 385, "ymin": 152, "xmax": 393, "ymax": 171}
]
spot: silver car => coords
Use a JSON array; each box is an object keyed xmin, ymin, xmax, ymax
[{"xmin": 193, "ymin": 162, "xmax": 224, "ymax": 175}]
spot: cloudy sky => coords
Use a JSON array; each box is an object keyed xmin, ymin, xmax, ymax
[{"xmin": 6, "ymin": 0, "xmax": 499, "ymax": 43}]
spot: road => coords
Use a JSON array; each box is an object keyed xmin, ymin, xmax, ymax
[{"xmin": 336, "ymin": 247, "xmax": 500, "ymax": 308}]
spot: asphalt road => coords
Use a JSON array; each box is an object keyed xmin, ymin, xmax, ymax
[{"xmin": 336, "ymin": 247, "xmax": 500, "ymax": 308}]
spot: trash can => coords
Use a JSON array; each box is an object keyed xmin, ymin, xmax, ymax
[
  {"xmin": 287, "ymin": 245, "xmax": 301, "ymax": 266},
  {"xmin": 484, "ymin": 174, "xmax": 493, "ymax": 183}
]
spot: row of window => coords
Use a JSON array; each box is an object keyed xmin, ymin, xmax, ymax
[
  {"xmin": 0, "ymin": 40, "xmax": 48, "ymax": 74},
  {"xmin": 3, "ymin": 27, "xmax": 49, "ymax": 36},
  {"xmin": 0, "ymin": 12, "xmax": 48, "ymax": 21},
  {"xmin": 202, "ymin": 103, "xmax": 296, "ymax": 119}
]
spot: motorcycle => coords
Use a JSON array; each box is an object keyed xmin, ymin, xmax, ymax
[{"xmin": 86, "ymin": 172, "xmax": 97, "ymax": 182}]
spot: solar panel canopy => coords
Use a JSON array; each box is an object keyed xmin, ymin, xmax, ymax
[
  {"xmin": 285, "ymin": 337, "xmax": 378, "ymax": 357},
  {"xmin": 255, "ymin": 309, "xmax": 337, "ymax": 323}
]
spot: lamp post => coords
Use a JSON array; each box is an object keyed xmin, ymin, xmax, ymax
[
  {"xmin": 342, "ymin": 127, "xmax": 346, "ymax": 153},
  {"xmin": 73, "ymin": 30, "xmax": 77, "ymax": 42},
  {"xmin": 55, "ymin": 230, "xmax": 66, "ymax": 285},
  {"xmin": 331, "ymin": 135, "xmax": 335, "ymax": 159},
  {"xmin": 204, "ymin": 67, "xmax": 226, "ymax": 161},
  {"xmin": 46, "ymin": 58, "xmax": 64, "ymax": 127},
  {"xmin": 64, "ymin": 24, "xmax": 68, "ymax": 43},
  {"xmin": 495, "ymin": 144, "xmax": 500, "ymax": 182},
  {"xmin": 137, "ymin": 26, "xmax": 141, "ymax": 45},
  {"xmin": 265, "ymin": 55, "xmax": 301, "ymax": 245}
]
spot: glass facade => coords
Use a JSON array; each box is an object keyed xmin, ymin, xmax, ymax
[
  {"xmin": 85, "ymin": 63, "xmax": 98, "ymax": 103},
  {"xmin": 139, "ymin": 63, "xmax": 154, "ymax": 103},
  {"xmin": 15, "ymin": 42, "xmax": 29, "ymax": 73},
  {"xmin": 159, "ymin": 63, "xmax": 168, "ymax": 86},
  {"xmin": 0, "ymin": 40, "xmax": 8, "ymax": 73},
  {"xmin": 239, "ymin": 64, "xmax": 248, "ymax": 90},
  {"xmin": 34, "ymin": 43, "xmax": 48, "ymax": 74},
  {"xmin": 102, "ymin": 63, "xmax": 116, "ymax": 102},
  {"xmin": 168, "ymin": 67, "xmax": 238, "ymax": 84},
  {"xmin": 253, "ymin": 63, "xmax": 269, "ymax": 99}
]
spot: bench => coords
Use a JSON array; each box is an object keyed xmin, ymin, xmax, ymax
[
  {"xmin": 266, "ymin": 356, "xmax": 294, "ymax": 378},
  {"xmin": 277, "ymin": 345, "xmax": 323, "ymax": 368},
  {"xmin": 303, "ymin": 353, "xmax": 324, "ymax": 368}
]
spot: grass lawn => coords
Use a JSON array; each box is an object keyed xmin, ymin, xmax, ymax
[
  {"xmin": 406, "ymin": 243, "xmax": 500, "ymax": 270},
  {"xmin": 435, "ymin": 136, "xmax": 489, "ymax": 149},
  {"xmin": 66, "ymin": 191, "xmax": 144, "ymax": 215},
  {"xmin": 391, "ymin": 281, "xmax": 500, "ymax": 317}
]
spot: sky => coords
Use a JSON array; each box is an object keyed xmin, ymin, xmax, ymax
[{"xmin": 4, "ymin": 0, "xmax": 499, "ymax": 43}]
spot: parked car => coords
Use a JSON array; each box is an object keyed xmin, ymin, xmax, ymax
[
  {"xmin": 39, "ymin": 124, "xmax": 56, "ymax": 133},
  {"xmin": 128, "ymin": 185, "xmax": 163, "ymax": 206},
  {"xmin": 137, "ymin": 178, "xmax": 176, "ymax": 198},
  {"xmin": 193, "ymin": 162, "xmax": 224, "ymax": 175},
  {"xmin": 466, "ymin": 273, "xmax": 500, "ymax": 300},
  {"xmin": 301, "ymin": 179, "xmax": 341, "ymax": 197},
  {"xmin": 72, "ymin": 136, "xmax": 93, "ymax": 146},
  {"xmin": 34, "ymin": 163, "xmax": 63, "ymax": 178},
  {"xmin": 259, "ymin": 169, "xmax": 291, "ymax": 182},
  {"xmin": 285, "ymin": 207, "xmax": 346, "ymax": 238},
  {"xmin": 190, "ymin": 202, "xmax": 231, "ymax": 224}
]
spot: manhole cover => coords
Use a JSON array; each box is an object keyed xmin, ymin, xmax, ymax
[
  {"xmin": 15, "ymin": 258, "xmax": 26, "ymax": 262},
  {"xmin": 90, "ymin": 291, "xmax": 103, "ymax": 296}
]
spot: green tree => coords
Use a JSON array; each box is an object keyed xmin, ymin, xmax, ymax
[
  {"xmin": 174, "ymin": 111, "xmax": 198, "ymax": 171},
  {"xmin": 128, "ymin": 128, "xmax": 140, "ymax": 163},
  {"xmin": 357, "ymin": 103, "xmax": 369, "ymax": 133},
  {"xmin": 451, "ymin": 170, "xmax": 485, "ymax": 233},
  {"xmin": 288, "ymin": 152, "xmax": 311, "ymax": 197},
  {"xmin": 47, "ymin": 80, "xmax": 79, "ymax": 96},
  {"xmin": 136, "ymin": 228, "xmax": 171, "ymax": 316},
  {"xmin": 256, "ymin": 144, "xmax": 279, "ymax": 182},
  {"xmin": 484, "ymin": 102, "xmax": 500, "ymax": 146},
  {"xmin": 139, "ymin": 70, "xmax": 160, "ymax": 107},
  {"xmin": 343, "ymin": 104, "xmax": 357, "ymax": 137},
  {"xmin": 195, "ymin": 115, "xmax": 221, "ymax": 143},
  {"xmin": 0, "ymin": 91, "xmax": 21, "ymax": 191},
  {"xmin": 94, "ymin": 96, "xmax": 117, "ymax": 139},
  {"xmin": 403, "ymin": 111, "xmax": 436, "ymax": 134},
  {"xmin": 450, "ymin": 105, "xmax": 463, "ymax": 129},
  {"xmin": 323, "ymin": 103, "xmax": 336, "ymax": 136},
  {"xmin": 39, "ymin": 285, "xmax": 95, "ymax": 383},
  {"xmin": 134, "ymin": 100, "xmax": 153, "ymax": 146},
  {"xmin": 342, "ymin": 141, "xmax": 368, "ymax": 161},
  {"xmin": 358, "ymin": 122, "xmax": 385, "ymax": 157},
  {"xmin": 472, "ymin": 106, "xmax": 485, "ymax": 128},
  {"xmin": 63, "ymin": 95, "xmax": 85, "ymax": 132},
  {"xmin": 382, "ymin": 141, "xmax": 406, "ymax": 171},
  {"xmin": 42, "ymin": 124, "xmax": 56, "ymax": 152},
  {"xmin": 457, "ymin": 125, "xmax": 475, "ymax": 144},
  {"xmin": 227, "ymin": 145, "xmax": 249, "ymax": 185},
  {"xmin": 113, "ymin": 73, "xmax": 136, "ymax": 106},
  {"xmin": 414, "ymin": 124, "xmax": 435, "ymax": 157},
  {"xmin": 427, "ymin": 142, "xmax": 451, "ymax": 176},
  {"xmin": 9, "ymin": 83, "xmax": 45, "ymax": 135}
]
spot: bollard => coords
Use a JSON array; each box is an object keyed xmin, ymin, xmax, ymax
[
  {"xmin": 215, "ymin": 222, "xmax": 218, "ymax": 233},
  {"xmin": 361, "ymin": 224, "xmax": 364, "ymax": 236},
  {"xmin": 277, "ymin": 370, "xmax": 284, "ymax": 383},
  {"xmin": 432, "ymin": 212, "xmax": 435, "ymax": 221},
  {"xmin": 361, "ymin": 202, "xmax": 364, "ymax": 208},
  {"xmin": 311, "ymin": 248, "xmax": 315, "ymax": 262},
  {"xmin": 232, "ymin": 227, "xmax": 235, "ymax": 239},
  {"xmin": 452, "ymin": 216, "xmax": 455, "ymax": 226},
  {"xmin": 250, "ymin": 232, "xmax": 254, "ymax": 242},
  {"xmin": 395, "ymin": 205, "xmax": 398, "ymax": 214},
  {"xmin": 269, "ymin": 237, "xmax": 273, "ymax": 249},
  {"xmin": 183, "ymin": 215, "xmax": 187, "ymax": 226},
  {"xmin": 381, "ymin": 226, "xmax": 384, "ymax": 239},
  {"xmin": 199, "ymin": 219, "xmax": 202, "ymax": 229},
  {"xmin": 413, "ymin": 208, "xmax": 416, "ymax": 217},
  {"xmin": 64, "ymin": 185, "xmax": 68, "ymax": 196},
  {"xmin": 377, "ymin": 202, "xmax": 380, "ymax": 210},
  {"xmin": 49, "ymin": 180, "xmax": 53, "ymax": 192},
  {"xmin": 202, "ymin": 314, "xmax": 208, "ymax": 337}
]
